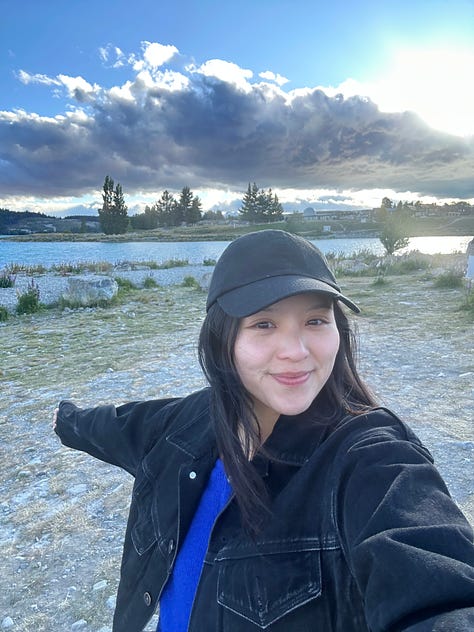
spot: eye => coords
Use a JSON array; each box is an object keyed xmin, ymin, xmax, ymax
[
  {"xmin": 253, "ymin": 320, "xmax": 275, "ymax": 329},
  {"xmin": 307, "ymin": 317, "xmax": 327, "ymax": 326}
]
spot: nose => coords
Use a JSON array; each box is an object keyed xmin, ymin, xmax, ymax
[{"xmin": 275, "ymin": 327, "xmax": 310, "ymax": 362}]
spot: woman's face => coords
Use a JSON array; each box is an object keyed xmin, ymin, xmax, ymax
[{"xmin": 233, "ymin": 293, "xmax": 340, "ymax": 439}]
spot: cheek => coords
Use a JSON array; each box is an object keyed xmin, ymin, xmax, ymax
[
  {"xmin": 319, "ymin": 329, "xmax": 340, "ymax": 367},
  {"xmin": 233, "ymin": 336, "xmax": 266, "ymax": 381}
]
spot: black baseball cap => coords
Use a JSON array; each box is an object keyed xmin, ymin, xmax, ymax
[{"xmin": 206, "ymin": 230, "xmax": 360, "ymax": 317}]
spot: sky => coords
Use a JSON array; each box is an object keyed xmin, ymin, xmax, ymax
[{"xmin": 1, "ymin": 0, "xmax": 474, "ymax": 216}]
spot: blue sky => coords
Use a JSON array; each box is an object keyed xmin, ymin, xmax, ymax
[{"xmin": 1, "ymin": 0, "xmax": 474, "ymax": 215}]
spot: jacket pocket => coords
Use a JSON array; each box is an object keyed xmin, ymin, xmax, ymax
[
  {"xmin": 216, "ymin": 544, "xmax": 321, "ymax": 628},
  {"xmin": 130, "ymin": 470, "xmax": 159, "ymax": 555}
]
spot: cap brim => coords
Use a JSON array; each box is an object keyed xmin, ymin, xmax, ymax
[{"xmin": 216, "ymin": 275, "xmax": 360, "ymax": 317}]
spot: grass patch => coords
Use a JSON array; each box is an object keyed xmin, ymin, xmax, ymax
[
  {"xmin": 155, "ymin": 258, "xmax": 189, "ymax": 269},
  {"xmin": 143, "ymin": 275, "xmax": 159, "ymax": 289},
  {"xmin": 459, "ymin": 291, "xmax": 474, "ymax": 320},
  {"xmin": 6, "ymin": 262, "xmax": 48, "ymax": 275},
  {"xmin": 433, "ymin": 270, "xmax": 464, "ymax": 289},
  {"xmin": 0, "ymin": 306, "xmax": 9, "ymax": 321},
  {"xmin": 0, "ymin": 271, "xmax": 16, "ymax": 288},
  {"xmin": 16, "ymin": 279, "xmax": 41, "ymax": 315},
  {"xmin": 389, "ymin": 256, "xmax": 431, "ymax": 274},
  {"xmin": 58, "ymin": 297, "xmax": 114, "ymax": 310},
  {"xmin": 371, "ymin": 276, "xmax": 389, "ymax": 287},
  {"xmin": 115, "ymin": 277, "xmax": 137, "ymax": 292},
  {"xmin": 203, "ymin": 257, "xmax": 216, "ymax": 266},
  {"xmin": 181, "ymin": 275, "xmax": 200, "ymax": 288}
]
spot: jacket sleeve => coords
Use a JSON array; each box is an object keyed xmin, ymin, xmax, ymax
[
  {"xmin": 334, "ymin": 410, "xmax": 474, "ymax": 631},
  {"xmin": 54, "ymin": 397, "xmax": 180, "ymax": 476}
]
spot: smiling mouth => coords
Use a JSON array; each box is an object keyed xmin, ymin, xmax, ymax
[{"xmin": 272, "ymin": 371, "xmax": 311, "ymax": 386}]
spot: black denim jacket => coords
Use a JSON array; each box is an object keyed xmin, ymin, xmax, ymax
[{"xmin": 55, "ymin": 389, "xmax": 474, "ymax": 632}]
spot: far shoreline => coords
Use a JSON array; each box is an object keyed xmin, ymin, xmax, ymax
[{"xmin": 2, "ymin": 217, "xmax": 473, "ymax": 244}]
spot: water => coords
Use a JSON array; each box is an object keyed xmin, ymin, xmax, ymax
[{"xmin": 0, "ymin": 235, "xmax": 471, "ymax": 268}]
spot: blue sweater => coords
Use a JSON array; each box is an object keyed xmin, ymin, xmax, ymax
[{"xmin": 158, "ymin": 459, "xmax": 232, "ymax": 631}]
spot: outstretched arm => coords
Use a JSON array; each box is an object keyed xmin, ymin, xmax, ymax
[
  {"xmin": 53, "ymin": 397, "xmax": 179, "ymax": 476},
  {"xmin": 336, "ymin": 411, "xmax": 474, "ymax": 631}
]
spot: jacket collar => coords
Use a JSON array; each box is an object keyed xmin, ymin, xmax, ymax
[
  {"xmin": 261, "ymin": 411, "xmax": 334, "ymax": 466},
  {"xmin": 165, "ymin": 389, "xmax": 337, "ymax": 467}
]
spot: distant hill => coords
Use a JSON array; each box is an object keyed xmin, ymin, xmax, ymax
[{"xmin": 0, "ymin": 208, "xmax": 100, "ymax": 235}]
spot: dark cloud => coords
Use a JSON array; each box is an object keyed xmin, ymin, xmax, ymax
[{"xmin": 1, "ymin": 68, "xmax": 473, "ymax": 200}]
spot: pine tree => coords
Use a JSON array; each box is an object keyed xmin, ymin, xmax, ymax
[
  {"xmin": 239, "ymin": 183, "xmax": 284, "ymax": 222},
  {"xmin": 187, "ymin": 195, "xmax": 202, "ymax": 224},
  {"xmin": 112, "ymin": 183, "xmax": 129, "ymax": 234},
  {"xmin": 98, "ymin": 175, "xmax": 129, "ymax": 235},
  {"xmin": 266, "ymin": 189, "xmax": 283, "ymax": 221},
  {"xmin": 239, "ymin": 183, "xmax": 259, "ymax": 222},
  {"xmin": 155, "ymin": 190, "xmax": 176, "ymax": 227},
  {"xmin": 175, "ymin": 187, "xmax": 193, "ymax": 226}
]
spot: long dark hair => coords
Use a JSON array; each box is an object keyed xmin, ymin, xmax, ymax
[{"xmin": 198, "ymin": 299, "xmax": 377, "ymax": 533}]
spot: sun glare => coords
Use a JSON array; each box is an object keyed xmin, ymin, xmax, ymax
[{"xmin": 375, "ymin": 49, "xmax": 474, "ymax": 138}]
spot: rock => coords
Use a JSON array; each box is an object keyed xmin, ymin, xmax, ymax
[
  {"xmin": 1, "ymin": 617, "xmax": 14, "ymax": 629},
  {"xmin": 197, "ymin": 271, "xmax": 213, "ymax": 290},
  {"xmin": 71, "ymin": 620, "xmax": 88, "ymax": 630},
  {"xmin": 62, "ymin": 275, "xmax": 118, "ymax": 306}
]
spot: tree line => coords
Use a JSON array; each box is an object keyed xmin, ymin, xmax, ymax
[
  {"xmin": 98, "ymin": 177, "xmax": 204, "ymax": 235},
  {"xmin": 97, "ymin": 177, "xmax": 285, "ymax": 234}
]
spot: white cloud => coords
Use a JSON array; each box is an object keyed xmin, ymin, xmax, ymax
[
  {"xmin": 134, "ymin": 68, "xmax": 189, "ymax": 92},
  {"xmin": 17, "ymin": 70, "xmax": 61, "ymax": 86},
  {"xmin": 193, "ymin": 59, "xmax": 253, "ymax": 91},
  {"xmin": 58, "ymin": 74, "xmax": 96, "ymax": 97},
  {"xmin": 99, "ymin": 44, "xmax": 127, "ymax": 68},
  {"xmin": 259, "ymin": 70, "xmax": 289, "ymax": 86},
  {"xmin": 132, "ymin": 41, "xmax": 179, "ymax": 72}
]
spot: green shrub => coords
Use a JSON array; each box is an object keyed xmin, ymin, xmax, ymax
[
  {"xmin": 372, "ymin": 276, "xmax": 388, "ymax": 287},
  {"xmin": 181, "ymin": 275, "xmax": 199, "ymax": 288},
  {"xmin": 0, "ymin": 306, "xmax": 8, "ymax": 322},
  {"xmin": 8, "ymin": 263, "xmax": 47, "ymax": 275},
  {"xmin": 16, "ymin": 279, "xmax": 41, "ymax": 315},
  {"xmin": 159, "ymin": 258, "xmax": 189, "ymax": 269},
  {"xmin": 433, "ymin": 270, "xmax": 464, "ymax": 289},
  {"xmin": 390, "ymin": 257, "xmax": 430, "ymax": 274},
  {"xmin": 115, "ymin": 277, "xmax": 137, "ymax": 291},
  {"xmin": 143, "ymin": 275, "xmax": 158, "ymax": 288},
  {"xmin": 0, "ymin": 272, "xmax": 15, "ymax": 288},
  {"xmin": 203, "ymin": 258, "xmax": 216, "ymax": 266}
]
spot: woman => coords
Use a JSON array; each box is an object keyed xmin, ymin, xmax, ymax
[{"xmin": 54, "ymin": 230, "xmax": 474, "ymax": 632}]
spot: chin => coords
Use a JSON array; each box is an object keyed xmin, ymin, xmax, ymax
[{"xmin": 278, "ymin": 399, "xmax": 315, "ymax": 417}]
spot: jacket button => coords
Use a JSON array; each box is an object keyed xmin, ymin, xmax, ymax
[
  {"xmin": 143, "ymin": 592, "xmax": 152, "ymax": 607},
  {"xmin": 189, "ymin": 470, "xmax": 197, "ymax": 480},
  {"xmin": 168, "ymin": 539, "xmax": 175, "ymax": 554}
]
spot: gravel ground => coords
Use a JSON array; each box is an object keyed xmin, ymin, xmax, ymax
[{"xmin": 1, "ymin": 267, "xmax": 473, "ymax": 631}]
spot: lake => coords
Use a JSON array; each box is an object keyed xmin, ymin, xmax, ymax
[{"xmin": 0, "ymin": 235, "xmax": 471, "ymax": 269}]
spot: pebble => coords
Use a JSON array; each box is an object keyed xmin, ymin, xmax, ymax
[
  {"xmin": 1, "ymin": 617, "xmax": 14, "ymax": 629},
  {"xmin": 71, "ymin": 621, "xmax": 88, "ymax": 630},
  {"xmin": 93, "ymin": 580, "xmax": 108, "ymax": 591}
]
